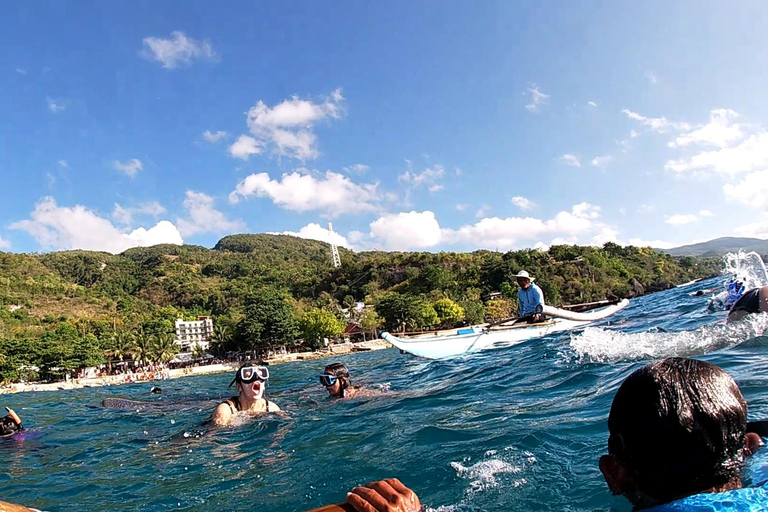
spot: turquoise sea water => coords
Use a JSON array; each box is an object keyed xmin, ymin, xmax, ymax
[{"xmin": 4, "ymin": 276, "xmax": 768, "ymax": 511}]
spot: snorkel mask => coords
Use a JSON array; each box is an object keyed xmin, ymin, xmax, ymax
[
  {"xmin": 318, "ymin": 374, "xmax": 338, "ymax": 387},
  {"xmin": 1, "ymin": 407, "xmax": 23, "ymax": 437},
  {"xmin": 229, "ymin": 365, "xmax": 269, "ymax": 388}
]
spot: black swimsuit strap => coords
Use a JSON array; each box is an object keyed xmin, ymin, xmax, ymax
[{"xmin": 227, "ymin": 396, "xmax": 270, "ymax": 413}]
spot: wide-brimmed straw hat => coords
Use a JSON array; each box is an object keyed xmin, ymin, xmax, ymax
[{"xmin": 515, "ymin": 270, "xmax": 535, "ymax": 282}]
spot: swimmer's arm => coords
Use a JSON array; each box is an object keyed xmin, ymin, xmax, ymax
[
  {"xmin": 268, "ymin": 401, "xmax": 281, "ymax": 412},
  {"xmin": 212, "ymin": 403, "xmax": 232, "ymax": 426}
]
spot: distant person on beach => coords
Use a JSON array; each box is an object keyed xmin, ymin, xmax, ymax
[
  {"xmin": 727, "ymin": 285, "xmax": 768, "ymax": 323},
  {"xmin": 323, "ymin": 357, "xmax": 767, "ymax": 512},
  {"xmin": 1, "ymin": 407, "xmax": 23, "ymax": 438},
  {"xmin": 515, "ymin": 270, "xmax": 546, "ymax": 323},
  {"xmin": 211, "ymin": 364, "xmax": 281, "ymax": 426}
]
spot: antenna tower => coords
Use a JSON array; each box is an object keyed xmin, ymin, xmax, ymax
[{"xmin": 328, "ymin": 222, "xmax": 341, "ymax": 268}]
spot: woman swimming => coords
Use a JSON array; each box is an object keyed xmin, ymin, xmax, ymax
[{"xmin": 211, "ymin": 365, "xmax": 281, "ymax": 426}]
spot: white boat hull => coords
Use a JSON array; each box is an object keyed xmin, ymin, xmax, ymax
[{"xmin": 382, "ymin": 299, "xmax": 629, "ymax": 359}]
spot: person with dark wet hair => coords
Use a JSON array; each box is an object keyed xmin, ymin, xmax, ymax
[
  {"xmin": 599, "ymin": 357, "xmax": 764, "ymax": 510},
  {"xmin": 727, "ymin": 285, "xmax": 768, "ymax": 323},
  {"xmin": 1, "ymin": 407, "xmax": 23, "ymax": 438},
  {"xmin": 319, "ymin": 362, "xmax": 359, "ymax": 399},
  {"xmin": 316, "ymin": 357, "xmax": 768, "ymax": 512},
  {"xmin": 211, "ymin": 364, "xmax": 281, "ymax": 426}
]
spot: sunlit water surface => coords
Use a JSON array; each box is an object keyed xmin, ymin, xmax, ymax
[{"xmin": 4, "ymin": 277, "xmax": 768, "ymax": 511}]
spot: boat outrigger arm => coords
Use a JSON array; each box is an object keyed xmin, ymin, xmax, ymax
[{"xmin": 381, "ymin": 299, "xmax": 629, "ymax": 359}]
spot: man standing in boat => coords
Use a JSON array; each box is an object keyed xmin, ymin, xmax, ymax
[{"xmin": 515, "ymin": 270, "xmax": 546, "ymax": 323}]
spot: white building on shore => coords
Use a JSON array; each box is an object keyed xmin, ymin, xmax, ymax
[{"xmin": 174, "ymin": 316, "xmax": 214, "ymax": 352}]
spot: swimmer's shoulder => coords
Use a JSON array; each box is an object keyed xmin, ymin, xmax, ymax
[{"xmin": 268, "ymin": 400, "xmax": 281, "ymax": 412}]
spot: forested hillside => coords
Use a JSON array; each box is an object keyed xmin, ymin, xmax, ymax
[{"xmin": 0, "ymin": 234, "xmax": 721, "ymax": 382}]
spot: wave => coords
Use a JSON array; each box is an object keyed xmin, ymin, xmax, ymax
[{"xmin": 568, "ymin": 313, "xmax": 768, "ymax": 363}]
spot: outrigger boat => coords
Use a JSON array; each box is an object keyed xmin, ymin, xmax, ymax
[{"xmin": 381, "ymin": 299, "xmax": 630, "ymax": 359}]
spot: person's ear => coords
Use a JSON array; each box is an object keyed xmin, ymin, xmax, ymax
[
  {"xmin": 599, "ymin": 454, "xmax": 631, "ymax": 495},
  {"xmin": 746, "ymin": 432, "xmax": 764, "ymax": 455}
]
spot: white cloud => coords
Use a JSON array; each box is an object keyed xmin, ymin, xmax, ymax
[
  {"xmin": 399, "ymin": 165, "xmax": 445, "ymax": 191},
  {"xmin": 46, "ymin": 173, "xmax": 56, "ymax": 189},
  {"xmin": 342, "ymin": 164, "xmax": 369, "ymax": 174},
  {"xmin": 0, "ymin": 235, "xmax": 10, "ymax": 249},
  {"xmin": 112, "ymin": 201, "xmax": 167, "ymax": 226},
  {"xmin": 561, "ymin": 154, "xmax": 581, "ymax": 167},
  {"xmin": 669, "ymin": 109, "xmax": 743, "ymax": 149},
  {"xmin": 622, "ymin": 109, "xmax": 691, "ymax": 133},
  {"xmin": 141, "ymin": 31, "xmax": 216, "ymax": 69},
  {"xmin": 699, "ymin": 209, "xmax": 714, "ymax": 217},
  {"xmin": 525, "ymin": 85, "xmax": 549, "ymax": 112},
  {"xmin": 233, "ymin": 89, "xmax": 344, "ymax": 160},
  {"xmin": 228, "ymin": 135, "xmax": 262, "ymax": 160},
  {"xmin": 638, "ymin": 204, "xmax": 655, "ymax": 213},
  {"xmin": 47, "ymin": 98, "xmax": 66, "ymax": 113},
  {"xmin": 591, "ymin": 155, "xmax": 613, "ymax": 168},
  {"xmin": 588, "ymin": 101, "xmax": 597, "ymax": 107},
  {"xmin": 665, "ymin": 214, "xmax": 699, "ymax": 226},
  {"xmin": 476, "ymin": 204, "xmax": 491, "ymax": 218},
  {"xmin": 456, "ymin": 204, "xmax": 469, "ymax": 211},
  {"xmin": 277, "ymin": 223, "xmax": 350, "ymax": 248},
  {"xmin": 58, "ymin": 160, "xmax": 68, "ymax": 168},
  {"xmin": 176, "ymin": 191, "xmax": 244, "ymax": 237},
  {"xmin": 229, "ymin": 170, "xmax": 379, "ymax": 217},
  {"xmin": 369, "ymin": 211, "xmax": 442, "ymax": 250},
  {"xmin": 113, "ymin": 159, "xmax": 143, "ymax": 178},
  {"xmin": 511, "ymin": 196, "xmax": 535, "ymax": 211},
  {"xmin": 203, "ymin": 130, "xmax": 228, "ymax": 143},
  {"xmin": 443, "ymin": 202, "xmax": 605, "ymax": 250},
  {"xmin": 455, "ymin": 168, "xmax": 463, "ymax": 176},
  {"xmin": 628, "ymin": 238, "xmax": 675, "ymax": 249},
  {"xmin": 15, "ymin": 68, "xmax": 26, "ymax": 74},
  {"xmin": 591, "ymin": 226, "xmax": 621, "ymax": 246},
  {"xmin": 10, "ymin": 197, "xmax": 182, "ymax": 253},
  {"xmin": 646, "ymin": 71, "xmax": 658, "ymax": 85},
  {"xmin": 723, "ymin": 170, "xmax": 768, "ymax": 210},
  {"xmin": 666, "ymin": 132, "xmax": 768, "ymax": 175},
  {"xmin": 347, "ymin": 230, "xmax": 366, "ymax": 244}
]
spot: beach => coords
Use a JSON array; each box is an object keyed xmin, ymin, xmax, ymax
[{"xmin": 0, "ymin": 339, "xmax": 392, "ymax": 395}]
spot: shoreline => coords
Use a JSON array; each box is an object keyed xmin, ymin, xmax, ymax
[{"xmin": 0, "ymin": 339, "xmax": 392, "ymax": 395}]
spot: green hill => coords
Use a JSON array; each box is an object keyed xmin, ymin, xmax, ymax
[
  {"xmin": 0, "ymin": 235, "xmax": 721, "ymax": 383},
  {"xmin": 660, "ymin": 237, "xmax": 768, "ymax": 258}
]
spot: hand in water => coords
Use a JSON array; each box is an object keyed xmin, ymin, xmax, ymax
[{"xmin": 346, "ymin": 479, "xmax": 421, "ymax": 512}]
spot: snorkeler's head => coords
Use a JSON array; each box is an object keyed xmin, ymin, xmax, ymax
[
  {"xmin": 600, "ymin": 358, "xmax": 759, "ymax": 507},
  {"xmin": 1, "ymin": 407, "xmax": 23, "ymax": 437},
  {"xmin": 229, "ymin": 364, "xmax": 269, "ymax": 388},
  {"xmin": 321, "ymin": 362, "xmax": 351, "ymax": 397}
]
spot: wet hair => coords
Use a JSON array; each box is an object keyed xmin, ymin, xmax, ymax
[
  {"xmin": 324, "ymin": 362, "xmax": 351, "ymax": 395},
  {"xmin": 1, "ymin": 414, "xmax": 22, "ymax": 437},
  {"xmin": 607, "ymin": 357, "xmax": 748, "ymax": 503}
]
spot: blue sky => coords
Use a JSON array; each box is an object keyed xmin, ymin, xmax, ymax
[{"xmin": 3, "ymin": 1, "xmax": 768, "ymax": 254}]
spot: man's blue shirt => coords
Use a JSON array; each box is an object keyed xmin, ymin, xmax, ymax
[{"xmin": 518, "ymin": 283, "xmax": 545, "ymax": 315}]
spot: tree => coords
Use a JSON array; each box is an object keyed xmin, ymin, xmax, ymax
[
  {"xmin": 131, "ymin": 330, "xmax": 153, "ymax": 366},
  {"xmin": 238, "ymin": 288, "xmax": 299, "ymax": 349},
  {"xmin": 432, "ymin": 298, "xmax": 465, "ymax": 326},
  {"xmin": 359, "ymin": 309, "xmax": 383, "ymax": 341},
  {"xmin": 458, "ymin": 299, "xmax": 485, "ymax": 325},
  {"xmin": 299, "ymin": 308, "xmax": 345, "ymax": 350},
  {"xmin": 486, "ymin": 298, "xmax": 515, "ymax": 320},
  {"xmin": 152, "ymin": 333, "xmax": 178, "ymax": 364},
  {"xmin": 191, "ymin": 342, "xmax": 208, "ymax": 361}
]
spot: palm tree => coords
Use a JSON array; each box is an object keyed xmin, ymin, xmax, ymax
[
  {"xmin": 152, "ymin": 333, "xmax": 178, "ymax": 364},
  {"xmin": 210, "ymin": 324, "xmax": 231, "ymax": 357},
  {"xmin": 105, "ymin": 329, "xmax": 134, "ymax": 372},
  {"xmin": 131, "ymin": 330, "xmax": 153, "ymax": 366},
  {"xmin": 191, "ymin": 342, "xmax": 208, "ymax": 361}
]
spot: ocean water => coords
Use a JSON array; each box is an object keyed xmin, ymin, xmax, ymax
[{"xmin": 4, "ymin": 276, "xmax": 768, "ymax": 511}]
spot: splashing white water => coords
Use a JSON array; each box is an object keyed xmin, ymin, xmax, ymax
[
  {"xmin": 449, "ymin": 448, "xmax": 534, "ymax": 496},
  {"xmin": 722, "ymin": 250, "xmax": 768, "ymax": 289},
  {"xmin": 710, "ymin": 251, "xmax": 768, "ymax": 308},
  {"xmin": 569, "ymin": 313, "xmax": 768, "ymax": 363}
]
